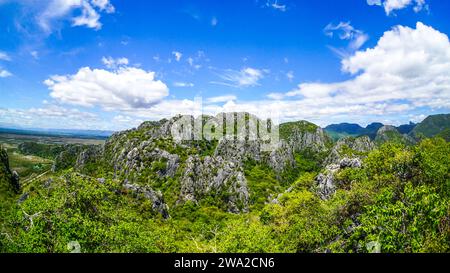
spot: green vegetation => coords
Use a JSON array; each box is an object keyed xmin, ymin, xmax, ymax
[
  {"xmin": 18, "ymin": 142, "xmax": 64, "ymax": 160},
  {"xmin": 0, "ymin": 116, "xmax": 449, "ymax": 253},
  {"xmin": 279, "ymin": 121, "xmax": 319, "ymax": 140},
  {"xmin": 411, "ymin": 114, "xmax": 450, "ymax": 140}
]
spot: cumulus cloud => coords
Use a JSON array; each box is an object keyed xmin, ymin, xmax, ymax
[
  {"xmin": 44, "ymin": 66, "xmax": 169, "ymax": 110},
  {"xmin": 367, "ymin": 0, "xmax": 428, "ymax": 15},
  {"xmin": 266, "ymin": 22, "xmax": 450, "ymax": 121},
  {"xmin": 211, "ymin": 67, "xmax": 266, "ymax": 88}
]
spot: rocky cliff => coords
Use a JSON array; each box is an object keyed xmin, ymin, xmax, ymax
[
  {"xmin": 0, "ymin": 147, "xmax": 20, "ymax": 196},
  {"xmin": 52, "ymin": 113, "xmax": 333, "ymax": 216}
]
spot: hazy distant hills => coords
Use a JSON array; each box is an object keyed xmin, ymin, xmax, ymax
[
  {"xmin": 0, "ymin": 127, "xmax": 114, "ymax": 140},
  {"xmin": 325, "ymin": 122, "xmax": 384, "ymax": 140},
  {"xmin": 325, "ymin": 114, "xmax": 450, "ymax": 141},
  {"xmin": 1, "ymin": 113, "xmax": 449, "ymax": 142}
]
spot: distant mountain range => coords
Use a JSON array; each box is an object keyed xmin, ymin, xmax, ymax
[
  {"xmin": 1, "ymin": 113, "xmax": 449, "ymax": 142},
  {"xmin": 0, "ymin": 127, "xmax": 114, "ymax": 140},
  {"xmin": 325, "ymin": 114, "xmax": 450, "ymax": 141}
]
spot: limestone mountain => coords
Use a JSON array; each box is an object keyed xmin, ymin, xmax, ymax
[{"xmin": 48, "ymin": 113, "xmax": 332, "ymax": 216}]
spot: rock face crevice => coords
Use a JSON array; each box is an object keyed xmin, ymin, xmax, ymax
[{"xmin": 179, "ymin": 155, "xmax": 249, "ymax": 213}]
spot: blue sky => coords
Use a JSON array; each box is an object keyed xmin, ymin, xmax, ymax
[{"xmin": 0, "ymin": 0, "xmax": 449, "ymax": 130}]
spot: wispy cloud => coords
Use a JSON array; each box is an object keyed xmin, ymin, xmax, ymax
[
  {"xmin": 211, "ymin": 16, "xmax": 218, "ymax": 27},
  {"xmin": 0, "ymin": 69, "xmax": 12, "ymax": 78},
  {"xmin": 0, "ymin": 0, "xmax": 115, "ymax": 34},
  {"xmin": 0, "ymin": 51, "xmax": 11, "ymax": 61},
  {"xmin": 211, "ymin": 67, "xmax": 266, "ymax": 88},
  {"xmin": 206, "ymin": 95, "xmax": 237, "ymax": 103},
  {"xmin": 173, "ymin": 82, "xmax": 194, "ymax": 87},
  {"xmin": 324, "ymin": 21, "xmax": 369, "ymax": 57},
  {"xmin": 265, "ymin": 0, "xmax": 287, "ymax": 12}
]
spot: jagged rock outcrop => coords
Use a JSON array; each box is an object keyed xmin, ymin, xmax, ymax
[
  {"xmin": 267, "ymin": 142, "xmax": 296, "ymax": 174},
  {"xmin": 214, "ymin": 139, "xmax": 262, "ymax": 164},
  {"xmin": 324, "ymin": 136, "xmax": 374, "ymax": 165},
  {"xmin": 316, "ymin": 136, "xmax": 371, "ymax": 200},
  {"xmin": 107, "ymin": 139, "xmax": 180, "ymax": 180},
  {"xmin": 280, "ymin": 121, "xmax": 331, "ymax": 152},
  {"xmin": 52, "ymin": 144, "xmax": 101, "ymax": 172},
  {"xmin": 316, "ymin": 157, "xmax": 363, "ymax": 200},
  {"xmin": 179, "ymin": 155, "xmax": 249, "ymax": 213},
  {"xmin": 75, "ymin": 145, "xmax": 103, "ymax": 172},
  {"xmin": 123, "ymin": 180, "xmax": 170, "ymax": 219}
]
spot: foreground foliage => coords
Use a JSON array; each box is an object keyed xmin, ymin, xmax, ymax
[{"xmin": 0, "ymin": 138, "xmax": 449, "ymax": 253}]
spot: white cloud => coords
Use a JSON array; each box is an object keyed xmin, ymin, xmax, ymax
[
  {"xmin": 206, "ymin": 95, "xmax": 237, "ymax": 103},
  {"xmin": 286, "ymin": 70, "xmax": 294, "ymax": 82},
  {"xmin": 0, "ymin": 51, "xmax": 11, "ymax": 61},
  {"xmin": 101, "ymin": 56, "xmax": 129, "ymax": 69},
  {"xmin": 72, "ymin": 1, "xmax": 102, "ymax": 30},
  {"xmin": 173, "ymin": 82, "xmax": 194, "ymax": 87},
  {"xmin": 21, "ymin": 0, "xmax": 116, "ymax": 33},
  {"xmin": 272, "ymin": 22, "xmax": 450, "ymax": 119},
  {"xmin": 211, "ymin": 67, "xmax": 265, "ymax": 88},
  {"xmin": 187, "ymin": 57, "xmax": 194, "ymax": 66},
  {"xmin": 211, "ymin": 16, "xmax": 218, "ymax": 27},
  {"xmin": 44, "ymin": 66, "xmax": 169, "ymax": 110},
  {"xmin": 324, "ymin": 22, "xmax": 369, "ymax": 56},
  {"xmin": 172, "ymin": 51, "xmax": 182, "ymax": 62},
  {"xmin": 30, "ymin": 51, "xmax": 39, "ymax": 59},
  {"xmin": 0, "ymin": 69, "xmax": 12, "ymax": 78},
  {"xmin": 367, "ymin": 0, "xmax": 428, "ymax": 15},
  {"xmin": 0, "ymin": 106, "xmax": 100, "ymax": 129},
  {"xmin": 91, "ymin": 0, "xmax": 115, "ymax": 13},
  {"xmin": 266, "ymin": 0, "xmax": 286, "ymax": 11},
  {"xmin": 266, "ymin": 92, "xmax": 285, "ymax": 100}
]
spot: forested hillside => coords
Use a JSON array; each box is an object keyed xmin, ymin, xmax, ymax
[{"xmin": 0, "ymin": 113, "xmax": 449, "ymax": 253}]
